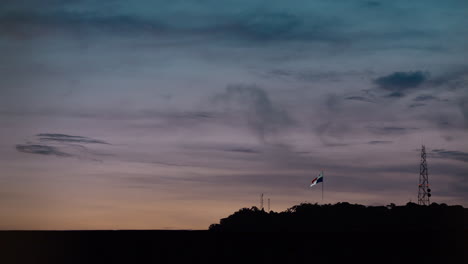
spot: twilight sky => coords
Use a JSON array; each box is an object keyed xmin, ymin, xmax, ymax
[{"xmin": 1, "ymin": 0, "xmax": 468, "ymax": 230}]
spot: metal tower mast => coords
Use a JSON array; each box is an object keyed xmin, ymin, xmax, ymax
[
  {"xmin": 268, "ymin": 198, "xmax": 270, "ymax": 211},
  {"xmin": 260, "ymin": 193, "xmax": 264, "ymax": 210},
  {"xmin": 418, "ymin": 145, "xmax": 431, "ymax": 205}
]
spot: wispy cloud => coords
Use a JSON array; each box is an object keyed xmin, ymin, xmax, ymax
[
  {"xmin": 344, "ymin": 96, "xmax": 375, "ymax": 103},
  {"xmin": 408, "ymin": 103, "xmax": 426, "ymax": 108},
  {"xmin": 430, "ymin": 149, "xmax": 468, "ymax": 163},
  {"xmin": 430, "ymin": 67, "xmax": 468, "ymax": 90},
  {"xmin": 0, "ymin": 2, "xmax": 345, "ymax": 44},
  {"xmin": 213, "ymin": 84, "xmax": 294, "ymax": 141},
  {"xmin": 37, "ymin": 133, "xmax": 109, "ymax": 145},
  {"xmin": 413, "ymin": 95, "xmax": 437, "ymax": 102},
  {"xmin": 222, "ymin": 148, "xmax": 261, "ymax": 154},
  {"xmin": 15, "ymin": 144, "xmax": 71, "ymax": 157},
  {"xmin": 368, "ymin": 141, "xmax": 393, "ymax": 145},
  {"xmin": 367, "ymin": 126, "xmax": 418, "ymax": 135},
  {"xmin": 15, "ymin": 133, "xmax": 110, "ymax": 160},
  {"xmin": 460, "ymin": 97, "xmax": 468, "ymax": 126}
]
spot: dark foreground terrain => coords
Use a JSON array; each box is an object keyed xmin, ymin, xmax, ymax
[
  {"xmin": 209, "ymin": 202, "xmax": 468, "ymax": 231},
  {"xmin": 1, "ymin": 203, "xmax": 467, "ymax": 264}
]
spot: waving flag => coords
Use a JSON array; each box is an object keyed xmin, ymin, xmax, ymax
[{"xmin": 310, "ymin": 172, "xmax": 323, "ymax": 187}]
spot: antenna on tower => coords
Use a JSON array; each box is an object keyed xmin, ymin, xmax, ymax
[
  {"xmin": 268, "ymin": 198, "xmax": 270, "ymax": 212},
  {"xmin": 260, "ymin": 193, "xmax": 264, "ymax": 210},
  {"xmin": 418, "ymin": 145, "xmax": 431, "ymax": 205}
]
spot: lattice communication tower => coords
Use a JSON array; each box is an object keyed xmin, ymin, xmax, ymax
[{"xmin": 418, "ymin": 145, "xmax": 431, "ymax": 205}]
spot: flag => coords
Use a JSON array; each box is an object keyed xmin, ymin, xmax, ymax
[{"xmin": 310, "ymin": 172, "xmax": 323, "ymax": 187}]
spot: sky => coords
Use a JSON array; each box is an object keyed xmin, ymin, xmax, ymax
[{"xmin": 1, "ymin": 0, "xmax": 467, "ymax": 230}]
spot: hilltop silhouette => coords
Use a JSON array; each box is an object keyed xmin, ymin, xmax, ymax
[
  {"xmin": 1, "ymin": 203, "xmax": 466, "ymax": 263},
  {"xmin": 209, "ymin": 202, "xmax": 468, "ymax": 232}
]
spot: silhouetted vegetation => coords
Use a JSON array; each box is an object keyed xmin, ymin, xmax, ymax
[
  {"xmin": 209, "ymin": 202, "xmax": 468, "ymax": 231},
  {"xmin": 2, "ymin": 204, "xmax": 466, "ymax": 264}
]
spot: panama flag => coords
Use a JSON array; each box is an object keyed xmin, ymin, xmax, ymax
[{"xmin": 310, "ymin": 172, "xmax": 324, "ymax": 187}]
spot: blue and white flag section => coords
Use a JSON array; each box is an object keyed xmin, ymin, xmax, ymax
[{"xmin": 310, "ymin": 172, "xmax": 323, "ymax": 187}]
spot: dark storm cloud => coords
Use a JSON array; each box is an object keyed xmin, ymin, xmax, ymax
[
  {"xmin": 374, "ymin": 71, "xmax": 428, "ymax": 97},
  {"xmin": 37, "ymin": 133, "xmax": 109, "ymax": 144},
  {"xmin": 15, "ymin": 144, "xmax": 71, "ymax": 157},
  {"xmin": 368, "ymin": 141, "xmax": 393, "ymax": 145},
  {"xmin": 214, "ymin": 84, "xmax": 294, "ymax": 140},
  {"xmin": 430, "ymin": 149, "xmax": 468, "ymax": 163}
]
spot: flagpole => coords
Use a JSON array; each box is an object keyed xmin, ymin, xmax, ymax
[{"xmin": 322, "ymin": 171, "xmax": 324, "ymax": 203}]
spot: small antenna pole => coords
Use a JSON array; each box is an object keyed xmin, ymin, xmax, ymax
[
  {"xmin": 260, "ymin": 193, "xmax": 264, "ymax": 210},
  {"xmin": 322, "ymin": 171, "xmax": 324, "ymax": 203}
]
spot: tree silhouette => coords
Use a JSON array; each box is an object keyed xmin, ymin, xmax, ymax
[{"xmin": 209, "ymin": 202, "xmax": 467, "ymax": 231}]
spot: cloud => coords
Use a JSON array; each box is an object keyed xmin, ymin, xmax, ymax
[
  {"xmin": 223, "ymin": 148, "xmax": 261, "ymax": 154},
  {"xmin": 181, "ymin": 143, "xmax": 263, "ymax": 155},
  {"xmin": 367, "ymin": 126, "xmax": 418, "ymax": 134},
  {"xmin": 344, "ymin": 96, "xmax": 375, "ymax": 103},
  {"xmin": 0, "ymin": 3, "xmax": 344, "ymax": 44},
  {"xmin": 15, "ymin": 133, "xmax": 111, "ymax": 160},
  {"xmin": 0, "ymin": 10, "xmax": 167, "ymax": 39},
  {"xmin": 15, "ymin": 144, "xmax": 71, "ymax": 157},
  {"xmin": 214, "ymin": 84, "xmax": 294, "ymax": 141},
  {"xmin": 430, "ymin": 67, "xmax": 468, "ymax": 90},
  {"xmin": 460, "ymin": 97, "xmax": 468, "ymax": 126},
  {"xmin": 413, "ymin": 95, "xmax": 437, "ymax": 102},
  {"xmin": 430, "ymin": 149, "xmax": 468, "ymax": 163},
  {"xmin": 374, "ymin": 71, "xmax": 428, "ymax": 96},
  {"xmin": 314, "ymin": 121, "xmax": 352, "ymax": 147},
  {"xmin": 411, "ymin": 94, "xmax": 448, "ymax": 104},
  {"xmin": 37, "ymin": 133, "xmax": 109, "ymax": 144},
  {"xmin": 368, "ymin": 141, "xmax": 393, "ymax": 145},
  {"xmin": 263, "ymin": 69, "xmax": 372, "ymax": 83},
  {"xmin": 408, "ymin": 103, "xmax": 425, "ymax": 108},
  {"xmin": 385, "ymin": 92, "xmax": 405, "ymax": 98},
  {"xmin": 325, "ymin": 94, "xmax": 341, "ymax": 112}
]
